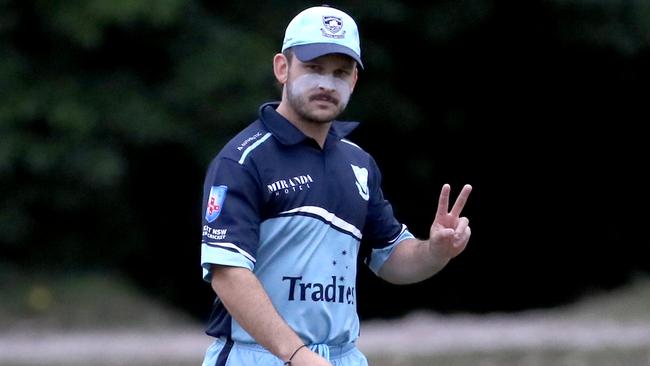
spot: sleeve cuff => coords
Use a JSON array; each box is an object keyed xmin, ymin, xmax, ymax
[
  {"xmin": 201, "ymin": 242, "xmax": 255, "ymax": 281},
  {"xmin": 367, "ymin": 226, "xmax": 415, "ymax": 275}
]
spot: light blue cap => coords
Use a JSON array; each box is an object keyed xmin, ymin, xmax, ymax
[{"xmin": 282, "ymin": 6, "xmax": 363, "ymax": 69}]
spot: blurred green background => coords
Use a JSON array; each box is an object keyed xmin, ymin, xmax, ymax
[{"xmin": 1, "ymin": 1, "xmax": 649, "ymax": 364}]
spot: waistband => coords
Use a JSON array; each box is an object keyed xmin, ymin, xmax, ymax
[{"xmin": 216, "ymin": 337, "xmax": 357, "ymax": 360}]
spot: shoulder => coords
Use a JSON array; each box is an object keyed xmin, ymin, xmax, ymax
[
  {"xmin": 214, "ymin": 120, "xmax": 275, "ymax": 166},
  {"xmin": 337, "ymin": 136, "xmax": 385, "ymax": 186},
  {"xmin": 338, "ymin": 137, "xmax": 376, "ymax": 164},
  {"xmin": 339, "ymin": 138, "xmax": 365, "ymax": 153},
  {"xmin": 332, "ymin": 120, "xmax": 371, "ymax": 159}
]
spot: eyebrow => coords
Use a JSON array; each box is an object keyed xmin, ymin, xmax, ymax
[
  {"xmin": 338, "ymin": 57, "xmax": 356, "ymax": 70},
  {"xmin": 304, "ymin": 55, "xmax": 356, "ymax": 69}
]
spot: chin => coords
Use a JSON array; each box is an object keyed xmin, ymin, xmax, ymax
[{"xmin": 309, "ymin": 110, "xmax": 340, "ymax": 123}]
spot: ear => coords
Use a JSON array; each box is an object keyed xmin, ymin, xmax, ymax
[
  {"xmin": 273, "ymin": 53, "xmax": 289, "ymax": 84},
  {"xmin": 350, "ymin": 67, "xmax": 359, "ymax": 93}
]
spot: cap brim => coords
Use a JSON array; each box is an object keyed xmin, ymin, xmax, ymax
[{"xmin": 292, "ymin": 43, "xmax": 364, "ymax": 69}]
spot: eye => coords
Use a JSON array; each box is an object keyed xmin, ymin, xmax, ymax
[
  {"xmin": 305, "ymin": 64, "xmax": 322, "ymax": 73},
  {"xmin": 334, "ymin": 69, "xmax": 351, "ymax": 78}
]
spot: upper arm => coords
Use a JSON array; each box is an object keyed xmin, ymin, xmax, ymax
[
  {"xmin": 361, "ymin": 156, "xmax": 415, "ymax": 274},
  {"xmin": 201, "ymin": 158, "xmax": 263, "ymax": 281},
  {"xmin": 210, "ymin": 264, "xmax": 254, "ymax": 292}
]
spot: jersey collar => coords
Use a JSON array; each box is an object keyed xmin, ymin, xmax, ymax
[{"xmin": 259, "ymin": 102, "xmax": 360, "ymax": 147}]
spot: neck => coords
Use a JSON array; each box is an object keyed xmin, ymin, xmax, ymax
[{"xmin": 276, "ymin": 101, "xmax": 331, "ymax": 148}]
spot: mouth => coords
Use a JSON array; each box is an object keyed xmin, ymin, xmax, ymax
[{"xmin": 310, "ymin": 94, "xmax": 339, "ymax": 106}]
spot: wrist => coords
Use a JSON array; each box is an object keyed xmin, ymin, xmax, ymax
[{"xmin": 283, "ymin": 344, "xmax": 307, "ymax": 365}]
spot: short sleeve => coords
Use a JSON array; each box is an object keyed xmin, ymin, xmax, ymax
[{"xmin": 200, "ymin": 157, "xmax": 262, "ymax": 281}]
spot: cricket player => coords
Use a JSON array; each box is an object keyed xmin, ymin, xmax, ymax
[{"xmin": 200, "ymin": 5, "xmax": 472, "ymax": 366}]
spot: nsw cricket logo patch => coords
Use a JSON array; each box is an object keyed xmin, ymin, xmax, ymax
[
  {"xmin": 205, "ymin": 185, "xmax": 228, "ymax": 223},
  {"xmin": 351, "ymin": 164, "xmax": 369, "ymax": 201}
]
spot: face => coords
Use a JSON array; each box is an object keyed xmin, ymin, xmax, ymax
[{"xmin": 284, "ymin": 53, "xmax": 357, "ymax": 124}]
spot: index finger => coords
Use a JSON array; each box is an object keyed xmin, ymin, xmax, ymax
[
  {"xmin": 436, "ymin": 183, "xmax": 451, "ymax": 218},
  {"xmin": 449, "ymin": 184, "xmax": 472, "ymax": 217}
]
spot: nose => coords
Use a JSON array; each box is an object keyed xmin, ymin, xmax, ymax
[{"xmin": 316, "ymin": 75, "xmax": 337, "ymax": 91}]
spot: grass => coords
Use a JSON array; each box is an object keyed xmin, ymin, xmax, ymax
[
  {"xmin": 1, "ymin": 266, "xmax": 649, "ymax": 366},
  {"xmin": 2, "ymin": 349, "xmax": 649, "ymax": 366},
  {"xmin": 0, "ymin": 266, "xmax": 196, "ymax": 330},
  {"xmin": 364, "ymin": 275, "xmax": 650, "ymax": 366},
  {"xmin": 367, "ymin": 348, "xmax": 650, "ymax": 366}
]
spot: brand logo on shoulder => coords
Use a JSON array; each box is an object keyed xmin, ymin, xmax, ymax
[
  {"xmin": 237, "ymin": 131, "xmax": 263, "ymax": 151},
  {"xmin": 205, "ymin": 185, "xmax": 227, "ymax": 223},
  {"xmin": 351, "ymin": 164, "xmax": 369, "ymax": 201},
  {"xmin": 267, "ymin": 174, "xmax": 313, "ymax": 196}
]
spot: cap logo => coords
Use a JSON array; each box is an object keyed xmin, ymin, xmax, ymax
[{"xmin": 321, "ymin": 15, "xmax": 345, "ymax": 39}]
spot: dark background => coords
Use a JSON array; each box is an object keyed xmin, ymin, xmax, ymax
[{"xmin": 1, "ymin": 0, "xmax": 647, "ymax": 322}]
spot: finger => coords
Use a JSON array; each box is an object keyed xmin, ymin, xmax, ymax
[
  {"xmin": 452, "ymin": 227, "xmax": 471, "ymax": 253},
  {"xmin": 431, "ymin": 227, "xmax": 455, "ymax": 243},
  {"xmin": 436, "ymin": 184, "xmax": 451, "ymax": 218},
  {"xmin": 450, "ymin": 184, "xmax": 472, "ymax": 218},
  {"xmin": 454, "ymin": 217, "xmax": 469, "ymax": 237},
  {"xmin": 454, "ymin": 226, "xmax": 472, "ymax": 248}
]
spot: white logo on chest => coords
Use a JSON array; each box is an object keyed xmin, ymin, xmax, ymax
[
  {"xmin": 351, "ymin": 164, "xmax": 369, "ymax": 201},
  {"xmin": 267, "ymin": 175, "xmax": 313, "ymax": 196}
]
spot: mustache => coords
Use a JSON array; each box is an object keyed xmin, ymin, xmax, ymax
[{"xmin": 309, "ymin": 93, "xmax": 339, "ymax": 105}]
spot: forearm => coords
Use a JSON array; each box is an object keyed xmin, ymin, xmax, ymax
[
  {"xmin": 210, "ymin": 265, "xmax": 304, "ymax": 361},
  {"xmin": 377, "ymin": 238, "xmax": 451, "ymax": 284}
]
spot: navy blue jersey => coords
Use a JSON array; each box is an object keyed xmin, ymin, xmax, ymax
[{"xmin": 201, "ymin": 102, "xmax": 414, "ymax": 345}]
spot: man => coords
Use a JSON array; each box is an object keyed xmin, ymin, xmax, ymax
[{"xmin": 200, "ymin": 5, "xmax": 472, "ymax": 366}]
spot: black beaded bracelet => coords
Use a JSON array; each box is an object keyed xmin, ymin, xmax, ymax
[{"xmin": 283, "ymin": 344, "xmax": 307, "ymax": 365}]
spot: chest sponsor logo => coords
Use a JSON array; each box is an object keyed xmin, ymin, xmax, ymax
[
  {"xmin": 205, "ymin": 185, "xmax": 227, "ymax": 223},
  {"xmin": 282, "ymin": 276, "xmax": 355, "ymax": 305},
  {"xmin": 351, "ymin": 164, "xmax": 369, "ymax": 201},
  {"xmin": 267, "ymin": 175, "xmax": 313, "ymax": 196}
]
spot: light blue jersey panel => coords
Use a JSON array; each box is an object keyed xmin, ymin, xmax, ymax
[{"xmin": 229, "ymin": 211, "xmax": 361, "ymax": 345}]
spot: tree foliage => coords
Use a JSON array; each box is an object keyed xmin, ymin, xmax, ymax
[{"xmin": 1, "ymin": 0, "xmax": 648, "ymax": 317}]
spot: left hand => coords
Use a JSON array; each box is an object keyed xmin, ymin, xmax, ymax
[{"xmin": 429, "ymin": 183, "xmax": 472, "ymax": 260}]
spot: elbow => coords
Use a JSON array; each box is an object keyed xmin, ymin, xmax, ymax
[{"xmin": 378, "ymin": 267, "xmax": 419, "ymax": 285}]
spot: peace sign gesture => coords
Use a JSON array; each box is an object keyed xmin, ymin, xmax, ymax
[{"xmin": 429, "ymin": 184, "xmax": 473, "ymax": 260}]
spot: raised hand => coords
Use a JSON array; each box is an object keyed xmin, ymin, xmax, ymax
[{"xmin": 429, "ymin": 184, "xmax": 472, "ymax": 260}]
